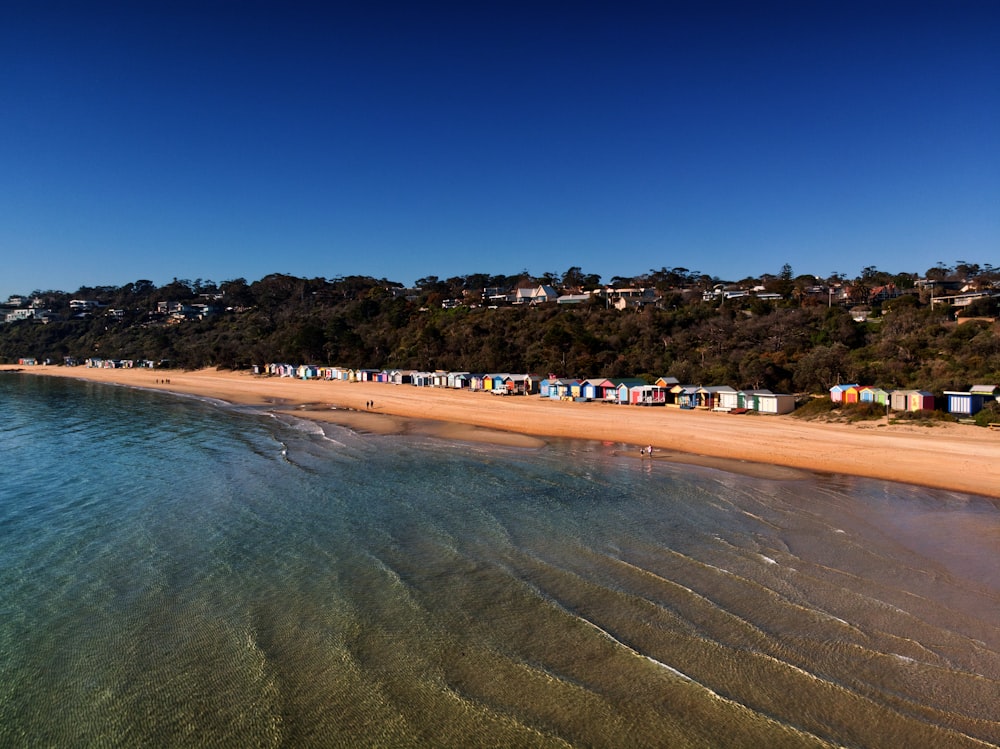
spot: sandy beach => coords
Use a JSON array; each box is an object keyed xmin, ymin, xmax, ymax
[{"xmin": 5, "ymin": 364, "xmax": 1000, "ymax": 498}]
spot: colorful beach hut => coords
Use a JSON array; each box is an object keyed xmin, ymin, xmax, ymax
[
  {"xmin": 630, "ymin": 385, "xmax": 667, "ymax": 406},
  {"xmin": 546, "ymin": 379, "xmax": 578, "ymax": 400},
  {"xmin": 842, "ymin": 385, "xmax": 862, "ymax": 404},
  {"xmin": 580, "ymin": 378, "xmax": 614, "ymax": 401},
  {"xmin": 612, "ymin": 378, "xmax": 647, "ymax": 405},
  {"xmin": 829, "ymin": 384, "xmax": 858, "ymax": 403},
  {"xmin": 670, "ymin": 384, "xmax": 699, "ymax": 408},
  {"xmin": 971, "ymin": 384, "xmax": 1000, "ymax": 402},
  {"xmin": 908, "ymin": 390, "xmax": 934, "ymax": 411},
  {"xmin": 696, "ymin": 385, "xmax": 736, "ymax": 410},
  {"xmin": 944, "ymin": 389, "xmax": 987, "ymax": 416},
  {"xmin": 858, "ymin": 386, "xmax": 889, "ymax": 406}
]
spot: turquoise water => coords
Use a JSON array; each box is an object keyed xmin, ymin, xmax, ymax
[{"xmin": 1, "ymin": 374, "xmax": 998, "ymax": 748}]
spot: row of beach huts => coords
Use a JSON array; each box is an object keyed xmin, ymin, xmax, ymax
[
  {"xmin": 830, "ymin": 383, "xmax": 1000, "ymax": 417},
  {"xmin": 258, "ymin": 363, "xmax": 1000, "ymax": 418},
  {"xmin": 255, "ymin": 363, "xmax": 800, "ymax": 414},
  {"xmin": 26, "ymin": 356, "xmax": 997, "ymax": 419}
]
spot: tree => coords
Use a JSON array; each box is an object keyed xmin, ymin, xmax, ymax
[
  {"xmin": 793, "ymin": 343, "xmax": 850, "ymax": 392},
  {"xmin": 925, "ymin": 263, "xmax": 952, "ymax": 280}
]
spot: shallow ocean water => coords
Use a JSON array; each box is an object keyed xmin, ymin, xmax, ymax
[{"xmin": 1, "ymin": 374, "xmax": 998, "ymax": 748}]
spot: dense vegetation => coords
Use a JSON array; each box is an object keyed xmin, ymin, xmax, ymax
[{"xmin": 2, "ymin": 264, "xmax": 999, "ymax": 396}]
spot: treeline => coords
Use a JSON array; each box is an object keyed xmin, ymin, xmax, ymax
[{"xmin": 2, "ymin": 266, "xmax": 999, "ymax": 394}]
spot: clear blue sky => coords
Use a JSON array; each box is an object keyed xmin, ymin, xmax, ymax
[{"xmin": 2, "ymin": 1, "xmax": 997, "ymax": 298}]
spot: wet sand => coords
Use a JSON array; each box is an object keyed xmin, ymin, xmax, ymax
[{"xmin": 6, "ymin": 365, "xmax": 1000, "ymax": 497}]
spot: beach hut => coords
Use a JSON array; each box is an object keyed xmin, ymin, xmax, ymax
[
  {"xmin": 696, "ymin": 385, "xmax": 736, "ymax": 410},
  {"xmin": 889, "ymin": 390, "xmax": 909, "ymax": 411},
  {"xmin": 738, "ymin": 389, "xmax": 772, "ymax": 411},
  {"xmin": 538, "ymin": 378, "xmax": 553, "ymax": 398},
  {"xmin": 829, "ymin": 384, "xmax": 858, "ymax": 403},
  {"xmin": 411, "ymin": 371, "xmax": 433, "ymax": 387},
  {"xmin": 630, "ymin": 385, "xmax": 666, "ymax": 406},
  {"xmin": 447, "ymin": 372, "xmax": 471, "ymax": 389},
  {"xmin": 388, "ymin": 369, "xmax": 413, "ymax": 385},
  {"xmin": 971, "ymin": 384, "xmax": 1000, "ymax": 402},
  {"xmin": 655, "ymin": 376, "xmax": 680, "ymax": 389},
  {"xmin": 548, "ymin": 379, "xmax": 578, "ymax": 400},
  {"xmin": 503, "ymin": 374, "xmax": 535, "ymax": 395},
  {"xmin": 612, "ymin": 378, "xmax": 647, "ymax": 405},
  {"xmin": 670, "ymin": 384, "xmax": 699, "ymax": 409},
  {"xmin": 755, "ymin": 392, "xmax": 797, "ymax": 415},
  {"xmin": 580, "ymin": 378, "xmax": 613, "ymax": 401},
  {"xmin": 481, "ymin": 373, "xmax": 502, "ymax": 392},
  {"xmin": 859, "ymin": 386, "xmax": 889, "ymax": 406},
  {"xmin": 717, "ymin": 388, "xmax": 741, "ymax": 411},
  {"xmin": 842, "ymin": 385, "xmax": 862, "ymax": 404},
  {"xmin": 944, "ymin": 390, "xmax": 986, "ymax": 416}
]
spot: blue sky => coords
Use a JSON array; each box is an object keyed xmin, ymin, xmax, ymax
[{"xmin": 2, "ymin": 1, "xmax": 997, "ymax": 298}]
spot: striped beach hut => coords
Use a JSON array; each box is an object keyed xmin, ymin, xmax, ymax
[{"xmin": 944, "ymin": 389, "xmax": 990, "ymax": 416}]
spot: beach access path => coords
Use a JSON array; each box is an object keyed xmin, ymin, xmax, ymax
[{"xmin": 6, "ymin": 365, "xmax": 1000, "ymax": 499}]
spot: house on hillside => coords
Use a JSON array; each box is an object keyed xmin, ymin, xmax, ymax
[{"xmin": 513, "ymin": 285, "xmax": 558, "ymax": 305}]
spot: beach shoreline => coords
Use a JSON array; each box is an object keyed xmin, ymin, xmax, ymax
[{"xmin": 5, "ymin": 364, "xmax": 1000, "ymax": 498}]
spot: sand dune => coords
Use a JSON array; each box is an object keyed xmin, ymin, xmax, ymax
[{"xmin": 6, "ymin": 365, "xmax": 1000, "ymax": 498}]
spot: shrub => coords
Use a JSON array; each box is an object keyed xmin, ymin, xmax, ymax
[
  {"xmin": 891, "ymin": 409, "xmax": 956, "ymax": 426},
  {"xmin": 792, "ymin": 396, "xmax": 837, "ymax": 420},
  {"xmin": 841, "ymin": 402, "xmax": 886, "ymax": 422},
  {"xmin": 974, "ymin": 401, "xmax": 1000, "ymax": 427}
]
